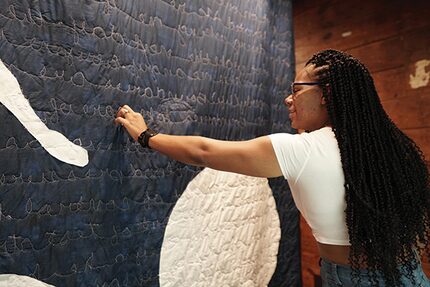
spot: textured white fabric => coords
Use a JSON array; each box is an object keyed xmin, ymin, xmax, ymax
[
  {"xmin": 0, "ymin": 59, "xmax": 88, "ymax": 167},
  {"xmin": 159, "ymin": 168, "xmax": 281, "ymax": 287},
  {"xmin": 269, "ymin": 127, "xmax": 350, "ymax": 245},
  {"xmin": 0, "ymin": 275, "xmax": 55, "ymax": 287}
]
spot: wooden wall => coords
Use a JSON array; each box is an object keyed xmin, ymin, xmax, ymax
[{"xmin": 292, "ymin": 0, "xmax": 430, "ymax": 286}]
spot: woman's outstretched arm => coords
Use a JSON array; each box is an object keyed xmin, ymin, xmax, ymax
[{"xmin": 115, "ymin": 105, "xmax": 283, "ymax": 178}]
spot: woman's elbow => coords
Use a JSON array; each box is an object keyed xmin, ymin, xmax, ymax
[
  {"xmin": 193, "ymin": 147, "xmax": 210, "ymax": 167},
  {"xmin": 191, "ymin": 139, "xmax": 213, "ymax": 167}
]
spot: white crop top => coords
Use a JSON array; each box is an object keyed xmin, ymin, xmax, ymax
[{"xmin": 269, "ymin": 127, "xmax": 350, "ymax": 245}]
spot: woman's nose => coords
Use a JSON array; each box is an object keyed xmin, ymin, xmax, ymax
[{"xmin": 284, "ymin": 95, "xmax": 293, "ymax": 107}]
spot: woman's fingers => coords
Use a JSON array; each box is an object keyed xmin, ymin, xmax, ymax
[
  {"xmin": 122, "ymin": 104, "xmax": 134, "ymax": 113},
  {"xmin": 116, "ymin": 107, "xmax": 127, "ymax": 118},
  {"xmin": 114, "ymin": 116, "xmax": 128, "ymax": 127},
  {"xmin": 313, "ymin": 65, "xmax": 329, "ymax": 78},
  {"xmin": 116, "ymin": 105, "xmax": 134, "ymax": 118},
  {"xmin": 114, "ymin": 104, "xmax": 148, "ymax": 141}
]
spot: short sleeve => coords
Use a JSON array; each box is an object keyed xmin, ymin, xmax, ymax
[{"xmin": 268, "ymin": 133, "xmax": 312, "ymax": 183}]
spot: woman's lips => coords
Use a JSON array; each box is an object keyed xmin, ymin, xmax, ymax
[
  {"xmin": 289, "ymin": 111, "xmax": 295, "ymax": 120},
  {"xmin": 289, "ymin": 108, "xmax": 296, "ymax": 115}
]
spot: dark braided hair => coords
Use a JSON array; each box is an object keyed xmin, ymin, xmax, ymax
[{"xmin": 306, "ymin": 49, "xmax": 430, "ymax": 286}]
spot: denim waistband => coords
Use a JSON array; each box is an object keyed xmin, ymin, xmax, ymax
[{"xmin": 320, "ymin": 255, "xmax": 430, "ymax": 287}]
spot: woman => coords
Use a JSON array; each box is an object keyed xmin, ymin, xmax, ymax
[{"xmin": 115, "ymin": 50, "xmax": 430, "ymax": 286}]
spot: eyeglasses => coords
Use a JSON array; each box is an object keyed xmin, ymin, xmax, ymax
[{"xmin": 290, "ymin": 82, "xmax": 320, "ymax": 100}]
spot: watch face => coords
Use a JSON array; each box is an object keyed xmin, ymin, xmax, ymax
[{"xmin": 147, "ymin": 128, "xmax": 157, "ymax": 137}]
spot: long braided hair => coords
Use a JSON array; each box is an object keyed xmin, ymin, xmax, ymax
[{"xmin": 306, "ymin": 49, "xmax": 430, "ymax": 285}]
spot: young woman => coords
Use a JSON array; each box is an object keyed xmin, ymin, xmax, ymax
[{"xmin": 115, "ymin": 50, "xmax": 430, "ymax": 286}]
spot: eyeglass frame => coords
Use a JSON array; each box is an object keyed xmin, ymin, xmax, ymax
[{"xmin": 289, "ymin": 82, "xmax": 321, "ymax": 100}]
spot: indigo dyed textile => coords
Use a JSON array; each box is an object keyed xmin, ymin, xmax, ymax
[{"xmin": 0, "ymin": 0, "xmax": 299, "ymax": 286}]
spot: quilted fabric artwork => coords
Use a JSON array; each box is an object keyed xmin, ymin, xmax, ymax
[
  {"xmin": 0, "ymin": 0, "xmax": 300, "ymax": 286},
  {"xmin": 160, "ymin": 168, "xmax": 280, "ymax": 287}
]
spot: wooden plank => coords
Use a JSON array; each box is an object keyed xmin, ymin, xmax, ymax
[
  {"xmin": 295, "ymin": 35, "xmax": 405, "ymax": 73},
  {"xmin": 373, "ymin": 68, "xmax": 406, "ymax": 102},
  {"xmin": 346, "ymin": 37, "xmax": 404, "ymax": 73},
  {"xmin": 382, "ymin": 91, "xmax": 430, "ymax": 130},
  {"xmin": 402, "ymin": 25, "xmax": 430, "ymax": 63},
  {"xmin": 399, "ymin": 1, "xmax": 430, "ymax": 33},
  {"xmin": 295, "ymin": 26, "xmax": 430, "ymax": 110},
  {"xmin": 292, "ymin": 0, "xmax": 341, "ymax": 18},
  {"xmin": 300, "ymin": 215, "xmax": 321, "ymax": 287},
  {"xmin": 294, "ymin": 0, "xmax": 403, "ymax": 65},
  {"xmin": 296, "ymin": 23, "xmax": 430, "ymax": 71},
  {"xmin": 424, "ymin": 265, "xmax": 430, "ymax": 279},
  {"xmin": 300, "ymin": 215, "xmax": 318, "ymax": 255},
  {"xmin": 403, "ymin": 128, "xmax": 430, "ymax": 162},
  {"xmin": 295, "ymin": 7, "xmax": 430, "ymax": 71}
]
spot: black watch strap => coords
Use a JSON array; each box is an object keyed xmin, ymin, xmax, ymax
[{"xmin": 138, "ymin": 128, "xmax": 158, "ymax": 149}]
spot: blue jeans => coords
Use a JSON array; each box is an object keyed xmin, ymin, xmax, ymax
[{"xmin": 320, "ymin": 257, "xmax": 430, "ymax": 286}]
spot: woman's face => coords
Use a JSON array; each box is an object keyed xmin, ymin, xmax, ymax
[{"xmin": 285, "ymin": 64, "xmax": 330, "ymax": 131}]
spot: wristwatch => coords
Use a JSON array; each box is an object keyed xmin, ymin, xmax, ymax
[{"xmin": 138, "ymin": 128, "xmax": 158, "ymax": 149}]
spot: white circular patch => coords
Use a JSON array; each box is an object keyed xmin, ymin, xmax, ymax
[{"xmin": 159, "ymin": 168, "xmax": 281, "ymax": 287}]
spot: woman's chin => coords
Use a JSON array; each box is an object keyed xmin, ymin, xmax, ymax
[
  {"xmin": 291, "ymin": 122, "xmax": 306, "ymax": 132},
  {"xmin": 290, "ymin": 120, "xmax": 298, "ymax": 130}
]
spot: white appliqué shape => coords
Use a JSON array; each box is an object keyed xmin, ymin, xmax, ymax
[
  {"xmin": 159, "ymin": 168, "xmax": 281, "ymax": 287},
  {"xmin": 0, "ymin": 59, "xmax": 88, "ymax": 167},
  {"xmin": 0, "ymin": 274, "xmax": 55, "ymax": 287}
]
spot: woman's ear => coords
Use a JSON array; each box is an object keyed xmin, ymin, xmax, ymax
[
  {"xmin": 321, "ymin": 96, "xmax": 327, "ymax": 105},
  {"xmin": 321, "ymin": 84, "xmax": 330, "ymax": 105}
]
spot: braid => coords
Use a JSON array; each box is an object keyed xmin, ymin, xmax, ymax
[{"xmin": 306, "ymin": 49, "xmax": 430, "ymax": 286}]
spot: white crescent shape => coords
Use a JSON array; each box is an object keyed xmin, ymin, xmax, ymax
[
  {"xmin": 0, "ymin": 274, "xmax": 55, "ymax": 287},
  {"xmin": 0, "ymin": 59, "xmax": 88, "ymax": 167}
]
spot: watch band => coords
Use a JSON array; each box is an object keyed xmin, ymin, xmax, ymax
[{"xmin": 138, "ymin": 128, "xmax": 158, "ymax": 149}]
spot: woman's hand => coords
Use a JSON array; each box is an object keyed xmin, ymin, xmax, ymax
[{"xmin": 114, "ymin": 105, "xmax": 148, "ymax": 141}]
